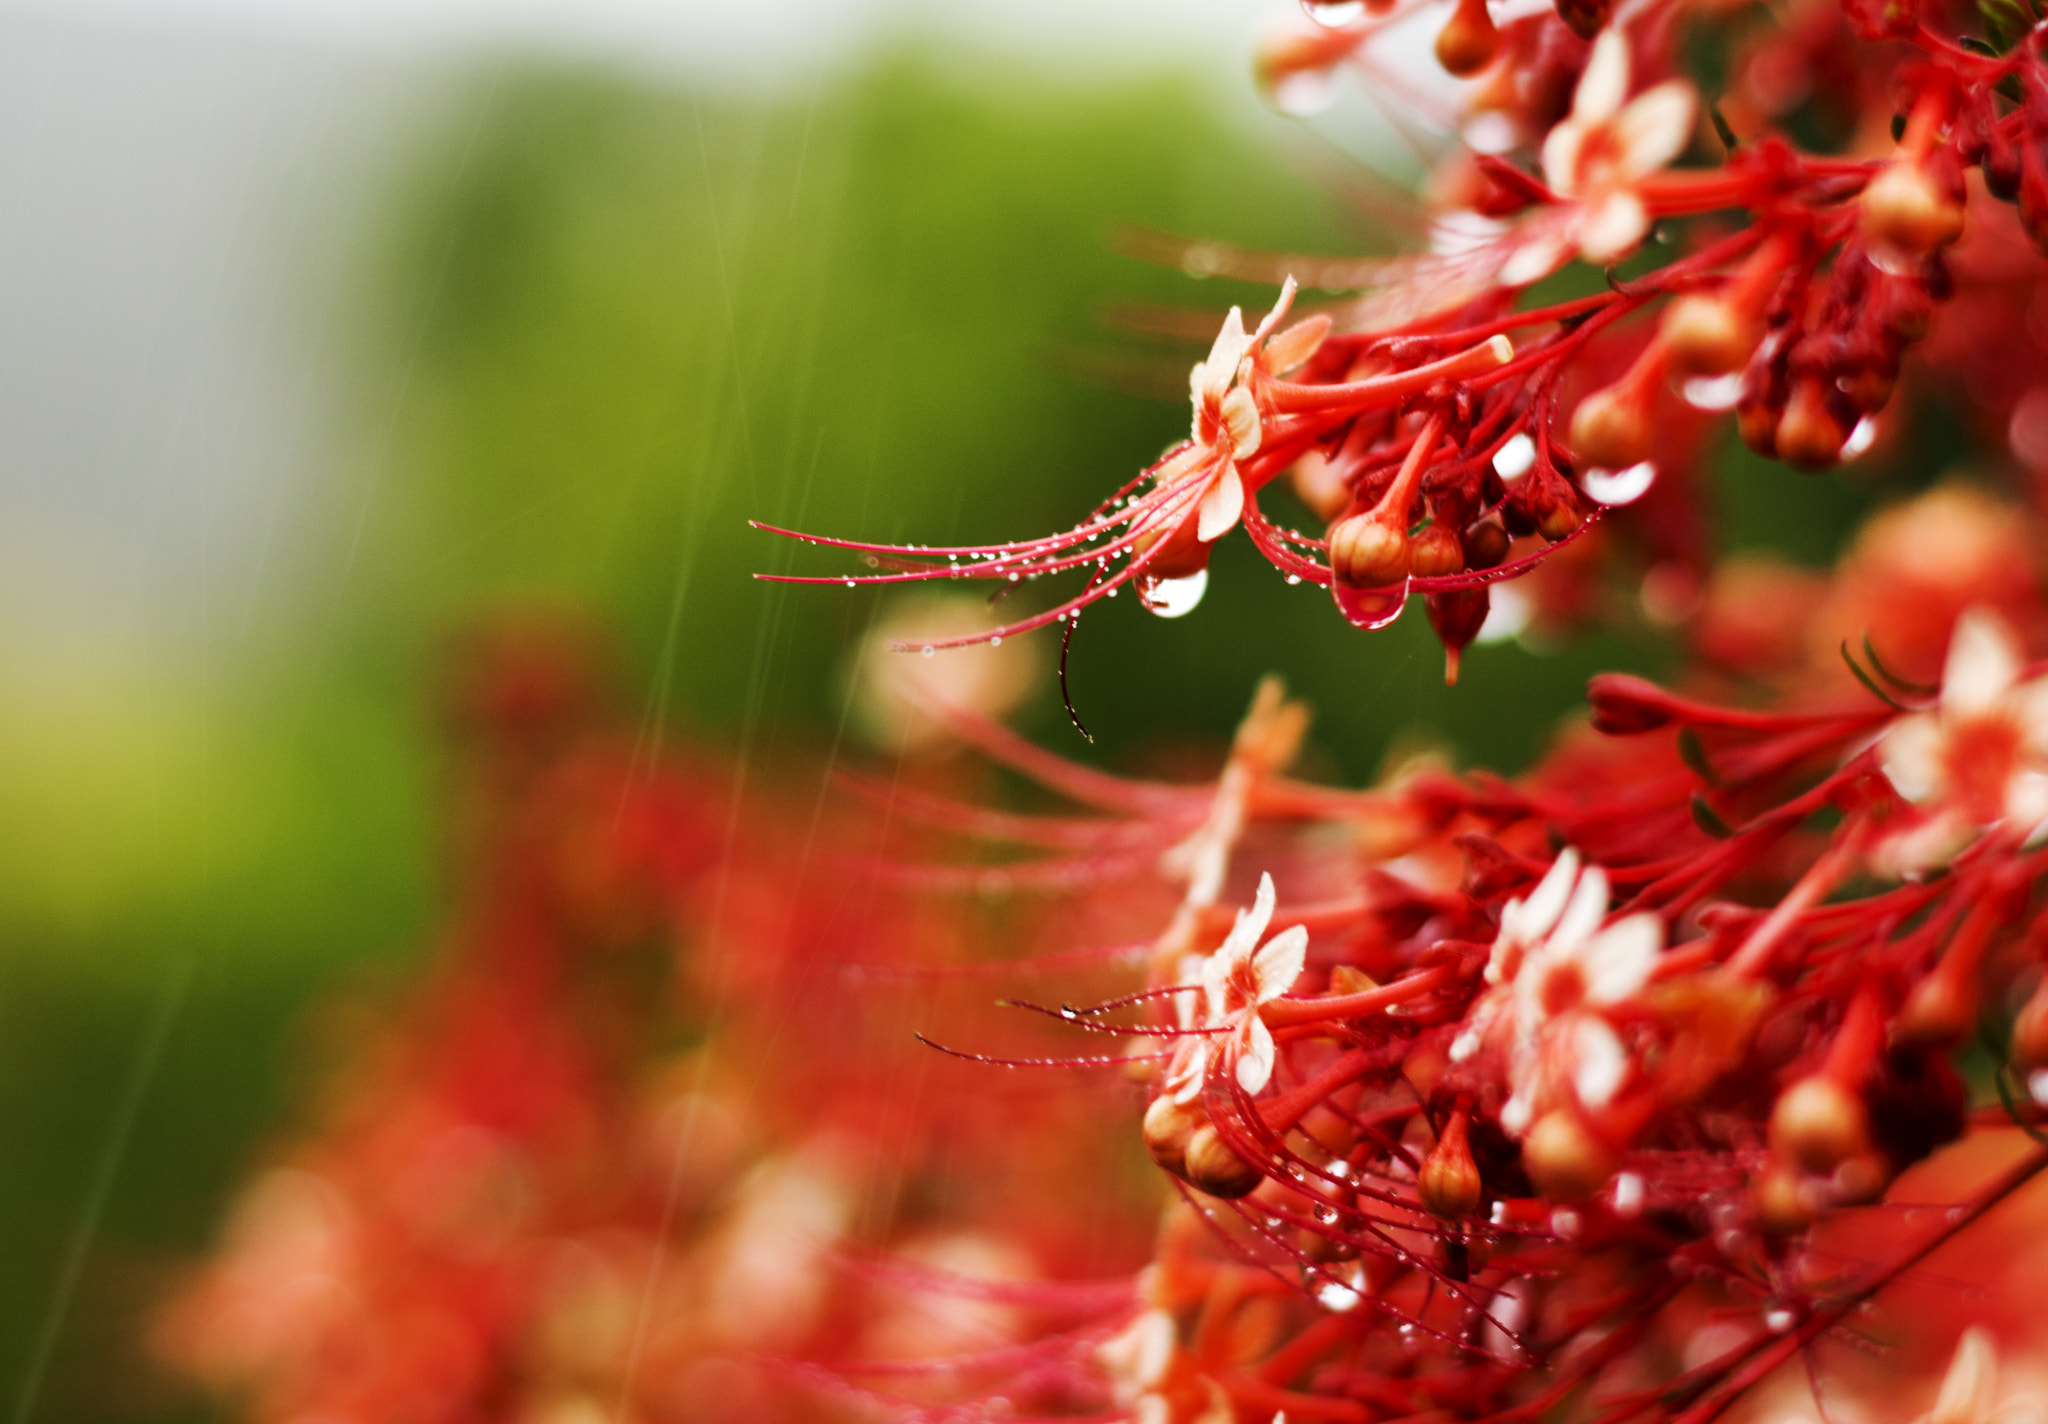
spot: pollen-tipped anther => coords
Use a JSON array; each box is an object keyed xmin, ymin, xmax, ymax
[
  {"xmin": 1570, "ymin": 385, "xmax": 1653, "ymax": 471},
  {"xmin": 1522, "ymin": 1109, "xmax": 1618, "ymax": 1202}
]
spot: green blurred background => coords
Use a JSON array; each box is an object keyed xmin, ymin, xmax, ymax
[{"xmin": 0, "ymin": 15, "xmax": 1879, "ymax": 1417}]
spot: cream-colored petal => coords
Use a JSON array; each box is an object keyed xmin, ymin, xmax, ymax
[
  {"xmin": 1507, "ymin": 848, "xmax": 1581, "ymax": 947},
  {"xmin": 1197, "ymin": 466, "xmax": 1245, "ymax": 543},
  {"xmin": 1614, "ymin": 81, "xmax": 1697, "ymax": 178},
  {"xmin": 1552, "ymin": 861, "xmax": 1610, "ymax": 955},
  {"xmin": 1204, "ymin": 306, "xmax": 1251, "ymax": 382},
  {"xmin": 1221, "ymin": 386, "xmax": 1262, "ymax": 459},
  {"xmin": 1576, "ymin": 190, "xmax": 1651, "ymax": 264},
  {"xmin": 1250, "ymin": 276, "xmax": 1299, "ymax": 344},
  {"xmin": 1881, "ymin": 712, "xmax": 1947, "ymax": 804},
  {"xmin": 1570, "ymin": 1015, "xmax": 1628, "ymax": 1108},
  {"xmin": 1266, "ymin": 313, "xmax": 1331, "ymax": 375},
  {"xmin": 1237, "ymin": 1016, "xmax": 1278, "ymax": 1094},
  {"xmin": 1573, "ymin": 30, "xmax": 1631, "ymax": 124},
  {"xmin": 1097, "ymin": 1309, "xmax": 1177, "ymax": 1394},
  {"xmin": 1946, "ymin": 607, "xmax": 2023, "ymax": 717},
  {"xmin": 1251, "ymin": 924, "xmax": 1310, "ymax": 1003},
  {"xmin": 1928, "ymin": 1327, "xmax": 1998, "ymax": 1424},
  {"xmin": 1581, "ymin": 913, "xmax": 1661, "ymax": 1003},
  {"xmin": 1540, "ymin": 119, "xmax": 1588, "ymax": 198},
  {"xmin": 2008, "ymin": 770, "xmax": 2048, "ymax": 829}
]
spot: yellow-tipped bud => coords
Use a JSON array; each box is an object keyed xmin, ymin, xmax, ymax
[
  {"xmin": 1774, "ymin": 378, "xmax": 1849, "ymax": 471},
  {"xmin": 1328, "ymin": 514, "xmax": 1410, "ymax": 589},
  {"xmin": 1569, "ymin": 385, "xmax": 1653, "ymax": 470},
  {"xmin": 1521, "ymin": 1110, "xmax": 1617, "ymax": 1203},
  {"xmin": 1410, "ymin": 519, "xmax": 1466, "ymax": 579},
  {"xmin": 1661, "ymin": 294, "xmax": 1753, "ymax": 377},
  {"xmin": 1862, "ymin": 159, "xmax": 1965, "ymax": 257},
  {"xmin": 1769, "ymin": 1075, "xmax": 1868, "ymax": 1174},
  {"xmin": 1184, "ymin": 1125, "xmax": 1263, "ymax": 1199},
  {"xmin": 1143, "ymin": 1094, "xmax": 1203, "ymax": 1177}
]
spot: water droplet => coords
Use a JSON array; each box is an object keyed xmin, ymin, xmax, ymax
[
  {"xmin": 1286, "ymin": 574, "xmax": 1302, "ymax": 586},
  {"xmin": 1841, "ymin": 415, "xmax": 1878, "ymax": 460},
  {"xmin": 1332, "ymin": 578, "xmax": 1408, "ymax": 630},
  {"xmin": 1582, "ymin": 461, "xmax": 1657, "ymax": 507},
  {"xmin": 921, "ymin": 645, "xmax": 935, "ymax": 657},
  {"xmin": 989, "ymin": 635, "xmax": 1002, "ymax": 646},
  {"xmin": 1314, "ymin": 1204, "xmax": 1338, "ymax": 1224},
  {"xmin": 1138, "ymin": 569, "xmax": 1208, "ymax": 618},
  {"xmin": 1008, "ymin": 572, "xmax": 1020, "ymax": 582},
  {"xmin": 1763, "ymin": 1306, "xmax": 1797, "ymax": 1334},
  {"xmin": 1492, "ymin": 432, "xmax": 1537, "ymax": 481},
  {"xmin": 1682, "ymin": 372, "xmax": 1745, "ymax": 412},
  {"xmin": 1316, "ymin": 1280, "xmax": 1362, "ymax": 1313},
  {"xmin": 844, "ymin": 579, "xmax": 856, "ymax": 587}
]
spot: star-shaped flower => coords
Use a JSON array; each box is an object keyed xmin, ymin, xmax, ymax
[
  {"xmin": 1879, "ymin": 607, "xmax": 2048, "ymax": 874},
  {"xmin": 1500, "ymin": 31, "xmax": 1697, "ymax": 286},
  {"xmin": 1165, "ymin": 873, "xmax": 1308, "ymax": 1101},
  {"xmin": 1453, "ymin": 848, "xmax": 1662, "ymax": 1135}
]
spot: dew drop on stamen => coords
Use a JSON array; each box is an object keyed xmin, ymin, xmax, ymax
[
  {"xmin": 1139, "ymin": 569, "xmax": 1209, "ymax": 618},
  {"xmin": 1762, "ymin": 1306, "xmax": 1797, "ymax": 1334},
  {"xmin": 1286, "ymin": 574, "xmax": 1302, "ymax": 585},
  {"xmin": 921, "ymin": 645, "xmax": 934, "ymax": 657},
  {"xmin": 1582, "ymin": 461, "xmax": 1657, "ymax": 507},
  {"xmin": 989, "ymin": 636, "xmax": 1002, "ymax": 646}
]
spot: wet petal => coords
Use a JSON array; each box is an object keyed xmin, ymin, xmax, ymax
[
  {"xmin": 1576, "ymin": 190, "xmax": 1651, "ymax": 264},
  {"xmin": 1570, "ymin": 1016, "xmax": 1628, "ymax": 1108},
  {"xmin": 1265, "ymin": 313, "xmax": 1331, "ymax": 374},
  {"xmin": 1615, "ymin": 81, "xmax": 1697, "ymax": 177},
  {"xmin": 1197, "ymin": 467, "xmax": 1246, "ymax": 543},
  {"xmin": 1945, "ymin": 607, "xmax": 2022, "ymax": 717},
  {"xmin": 1251, "ymin": 924, "xmax": 1309, "ymax": 1002},
  {"xmin": 1552, "ymin": 862, "xmax": 1611, "ymax": 955},
  {"xmin": 1881, "ymin": 712, "xmax": 1946, "ymax": 804},
  {"xmin": 1573, "ymin": 30, "xmax": 1631, "ymax": 124},
  {"xmin": 1581, "ymin": 914, "xmax": 1661, "ymax": 1003},
  {"xmin": 1221, "ymin": 386, "xmax": 1262, "ymax": 459},
  {"xmin": 1237, "ymin": 1016, "xmax": 1278, "ymax": 1094}
]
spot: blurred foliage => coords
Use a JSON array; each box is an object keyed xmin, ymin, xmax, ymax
[{"xmin": 0, "ymin": 45, "xmax": 1883, "ymax": 1421}]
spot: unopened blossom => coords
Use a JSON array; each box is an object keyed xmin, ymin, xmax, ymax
[
  {"xmin": 1166, "ymin": 873, "xmax": 1308, "ymax": 1100},
  {"xmin": 1501, "ymin": 31, "xmax": 1697, "ymax": 285},
  {"xmin": 1454, "ymin": 848, "xmax": 1662, "ymax": 1135},
  {"xmin": 1878, "ymin": 607, "xmax": 2048, "ymax": 873}
]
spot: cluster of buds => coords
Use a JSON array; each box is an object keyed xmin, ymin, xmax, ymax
[{"xmin": 762, "ymin": 0, "xmax": 2048, "ymax": 687}]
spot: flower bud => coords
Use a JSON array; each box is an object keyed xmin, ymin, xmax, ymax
[
  {"xmin": 1862, "ymin": 158, "xmax": 1965, "ymax": 258},
  {"xmin": 1410, "ymin": 519, "xmax": 1466, "ymax": 578},
  {"xmin": 1427, "ymin": 589, "xmax": 1491, "ymax": 686},
  {"xmin": 1750, "ymin": 1163, "xmax": 1813, "ymax": 1236},
  {"xmin": 1328, "ymin": 513, "xmax": 1410, "ymax": 589},
  {"xmin": 2010, "ymin": 978, "xmax": 2048, "ymax": 1072},
  {"xmin": 1737, "ymin": 393, "xmax": 1782, "ymax": 457},
  {"xmin": 1769, "ymin": 1075, "xmax": 1868, "ymax": 1174},
  {"xmin": 1569, "ymin": 385, "xmax": 1653, "ymax": 470},
  {"xmin": 1184, "ymin": 1125, "xmax": 1263, "ymax": 1198},
  {"xmin": 1143, "ymin": 1094, "xmax": 1203, "ymax": 1177},
  {"xmin": 1419, "ymin": 1111, "xmax": 1484, "ymax": 1218},
  {"xmin": 1463, "ymin": 516, "xmax": 1511, "ymax": 570},
  {"xmin": 1661, "ymin": 294, "xmax": 1753, "ymax": 377},
  {"xmin": 1894, "ymin": 958, "xmax": 1978, "ymax": 1051},
  {"xmin": 1774, "ymin": 377, "xmax": 1850, "ymax": 470},
  {"xmin": 1521, "ymin": 1110, "xmax": 1617, "ymax": 1202},
  {"xmin": 1586, "ymin": 672, "xmax": 1680, "ymax": 733},
  {"xmin": 1830, "ymin": 1151, "xmax": 1892, "ymax": 1206},
  {"xmin": 1435, "ymin": 0, "xmax": 1499, "ymax": 78}
]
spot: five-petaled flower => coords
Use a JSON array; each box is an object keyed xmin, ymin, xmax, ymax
[
  {"xmin": 1501, "ymin": 30, "xmax": 1697, "ymax": 286},
  {"xmin": 1453, "ymin": 848, "xmax": 1662, "ymax": 1135},
  {"xmin": 1166, "ymin": 872, "xmax": 1308, "ymax": 1100},
  {"xmin": 1879, "ymin": 607, "xmax": 2048, "ymax": 874}
]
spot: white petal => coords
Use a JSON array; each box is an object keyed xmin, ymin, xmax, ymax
[
  {"xmin": 1929, "ymin": 1327, "xmax": 1997, "ymax": 1424},
  {"xmin": 1501, "ymin": 229, "xmax": 1573, "ymax": 287},
  {"xmin": 1204, "ymin": 307, "xmax": 1251, "ymax": 381},
  {"xmin": 1200, "ymin": 945, "xmax": 1233, "ymax": 1022},
  {"xmin": 1237, "ymin": 1016, "xmax": 1278, "ymax": 1094},
  {"xmin": 1580, "ymin": 914, "xmax": 1661, "ymax": 1003},
  {"xmin": 1576, "ymin": 190, "xmax": 1650, "ymax": 264},
  {"xmin": 1244, "ymin": 871, "xmax": 1278, "ymax": 943},
  {"xmin": 1945, "ymin": 607, "xmax": 2022, "ymax": 717},
  {"xmin": 1552, "ymin": 861, "xmax": 1610, "ymax": 955},
  {"xmin": 1540, "ymin": 120, "xmax": 1588, "ymax": 198},
  {"xmin": 1500, "ymin": 1085, "xmax": 1532, "ymax": 1137},
  {"xmin": 1573, "ymin": 30, "xmax": 1631, "ymax": 124},
  {"xmin": 2008, "ymin": 770, "xmax": 2048, "ymax": 828},
  {"xmin": 1512, "ymin": 849, "xmax": 1581, "ymax": 945},
  {"xmin": 1250, "ymin": 277, "xmax": 1299, "ymax": 343},
  {"xmin": 1881, "ymin": 712, "xmax": 1946, "ymax": 804},
  {"xmin": 1221, "ymin": 386, "xmax": 1262, "ymax": 458},
  {"xmin": 1570, "ymin": 1016, "xmax": 1628, "ymax": 1108},
  {"xmin": 1251, "ymin": 924, "xmax": 1309, "ymax": 1002},
  {"xmin": 1614, "ymin": 81, "xmax": 1697, "ymax": 177},
  {"xmin": 1197, "ymin": 466, "xmax": 1245, "ymax": 543}
]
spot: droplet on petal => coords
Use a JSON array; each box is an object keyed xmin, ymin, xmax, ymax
[{"xmin": 1332, "ymin": 577, "xmax": 1409, "ymax": 630}]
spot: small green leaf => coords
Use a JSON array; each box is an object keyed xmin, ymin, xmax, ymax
[{"xmin": 1691, "ymin": 794, "xmax": 1735, "ymax": 839}]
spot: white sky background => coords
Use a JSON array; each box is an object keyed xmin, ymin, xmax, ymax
[{"xmin": 0, "ymin": 0, "xmax": 1328, "ymax": 670}]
